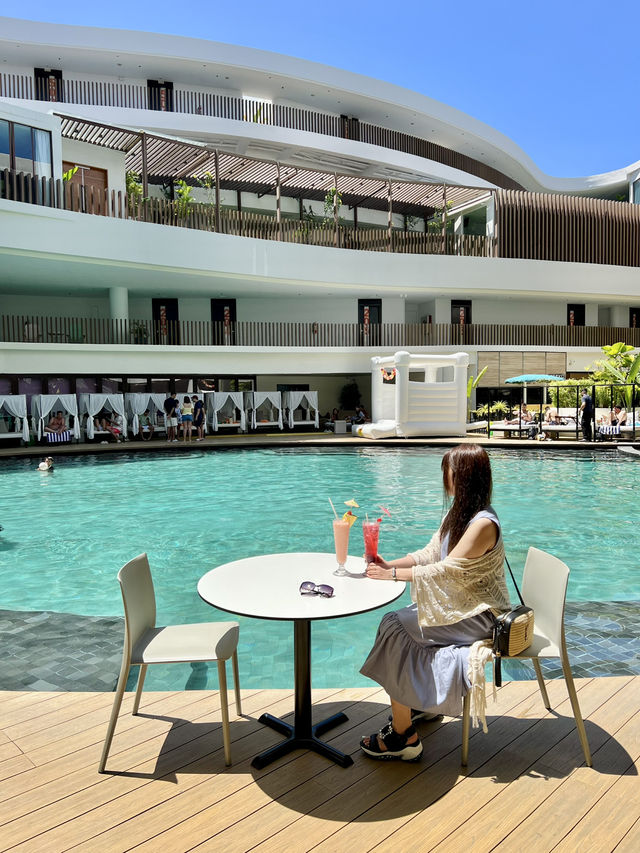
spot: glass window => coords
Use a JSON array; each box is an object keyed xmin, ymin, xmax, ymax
[
  {"xmin": 33, "ymin": 129, "xmax": 52, "ymax": 178},
  {"xmin": 633, "ymin": 179, "xmax": 640, "ymax": 205},
  {"xmin": 13, "ymin": 124, "xmax": 33, "ymax": 173},
  {"xmin": 0, "ymin": 120, "xmax": 10, "ymax": 170}
]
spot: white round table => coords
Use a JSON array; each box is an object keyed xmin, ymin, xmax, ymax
[{"xmin": 198, "ymin": 552, "xmax": 406, "ymax": 768}]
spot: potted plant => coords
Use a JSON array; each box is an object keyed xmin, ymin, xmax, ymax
[{"xmin": 131, "ymin": 321, "xmax": 149, "ymax": 345}]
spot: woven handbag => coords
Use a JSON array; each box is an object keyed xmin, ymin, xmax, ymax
[{"xmin": 492, "ymin": 556, "xmax": 534, "ymax": 687}]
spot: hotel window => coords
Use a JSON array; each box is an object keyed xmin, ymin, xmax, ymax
[
  {"xmin": 0, "ymin": 119, "xmax": 52, "ymax": 178},
  {"xmin": 633, "ymin": 179, "xmax": 640, "ymax": 205}
]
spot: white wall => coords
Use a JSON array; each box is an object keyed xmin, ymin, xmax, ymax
[
  {"xmin": 3, "ymin": 200, "xmax": 640, "ymax": 306},
  {"xmin": 60, "ymin": 139, "xmax": 126, "ymax": 194},
  {"xmin": 0, "ymin": 293, "xmax": 107, "ymax": 318},
  {"xmin": 0, "ymin": 341, "xmax": 604, "ymax": 385}
]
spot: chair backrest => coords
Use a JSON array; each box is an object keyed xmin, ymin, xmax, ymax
[
  {"xmin": 521, "ymin": 546, "xmax": 569, "ymax": 649},
  {"xmin": 118, "ymin": 553, "xmax": 157, "ymax": 653}
]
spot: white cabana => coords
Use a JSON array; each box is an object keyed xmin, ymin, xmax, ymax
[
  {"xmin": 0, "ymin": 395, "xmax": 30, "ymax": 442},
  {"xmin": 283, "ymin": 391, "xmax": 319, "ymax": 429},
  {"xmin": 78, "ymin": 393, "xmax": 127, "ymax": 439},
  {"xmin": 207, "ymin": 391, "xmax": 246, "ymax": 432},
  {"xmin": 124, "ymin": 392, "xmax": 168, "ymax": 435},
  {"xmin": 31, "ymin": 394, "xmax": 80, "ymax": 440},
  {"xmin": 246, "ymin": 391, "xmax": 284, "ymax": 430}
]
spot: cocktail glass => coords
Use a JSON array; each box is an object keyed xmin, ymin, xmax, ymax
[
  {"xmin": 333, "ymin": 518, "xmax": 351, "ymax": 576},
  {"xmin": 362, "ymin": 520, "xmax": 380, "ymax": 568}
]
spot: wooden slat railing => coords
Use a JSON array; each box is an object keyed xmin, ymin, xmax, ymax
[
  {"xmin": 1, "ymin": 169, "xmax": 496, "ymax": 257},
  {"xmin": 4, "ymin": 168, "xmax": 640, "ymax": 267},
  {"xmin": 5, "ymin": 315, "xmax": 640, "ymax": 349},
  {"xmin": 0, "ymin": 70, "xmax": 521, "ymax": 189}
]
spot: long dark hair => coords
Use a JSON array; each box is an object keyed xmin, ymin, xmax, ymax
[{"xmin": 440, "ymin": 444, "xmax": 493, "ymax": 551}]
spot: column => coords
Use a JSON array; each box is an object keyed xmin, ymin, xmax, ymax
[
  {"xmin": 109, "ymin": 286, "xmax": 129, "ymax": 322},
  {"xmin": 109, "ymin": 286, "xmax": 129, "ymax": 344}
]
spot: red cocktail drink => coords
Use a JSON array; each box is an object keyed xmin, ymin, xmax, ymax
[{"xmin": 362, "ymin": 521, "xmax": 380, "ymax": 565}]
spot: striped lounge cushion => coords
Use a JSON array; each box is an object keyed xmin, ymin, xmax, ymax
[{"xmin": 46, "ymin": 430, "xmax": 72, "ymax": 443}]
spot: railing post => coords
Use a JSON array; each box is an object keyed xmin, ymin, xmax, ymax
[
  {"xmin": 214, "ymin": 149, "xmax": 221, "ymax": 234},
  {"xmin": 387, "ymin": 180, "xmax": 393, "ymax": 252},
  {"xmin": 276, "ymin": 162, "xmax": 282, "ymax": 241},
  {"xmin": 334, "ymin": 173, "xmax": 339, "ymax": 248}
]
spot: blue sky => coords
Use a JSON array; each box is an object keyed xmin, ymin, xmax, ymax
[{"xmin": 11, "ymin": 0, "xmax": 639, "ymax": 177}]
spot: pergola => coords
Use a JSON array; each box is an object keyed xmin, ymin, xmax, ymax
[{"xmin": 57, "ymin": 113, "xmax": 493, "ymax": 229}]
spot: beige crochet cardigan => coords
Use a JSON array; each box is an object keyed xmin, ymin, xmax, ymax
[{"xmin": 408, "ymin": 529, "xmax": 511, "ymax": 731}]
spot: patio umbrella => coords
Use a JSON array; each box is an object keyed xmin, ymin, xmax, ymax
[{"xmin": 505, "ymin": 374, "xmax": 564, "ymax": 403}]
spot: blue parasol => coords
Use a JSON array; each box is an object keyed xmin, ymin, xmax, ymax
[
  {"xmin": 505, "ymin": 374, "xmax": 565, "ymax": 384},
  {"xmin": 505, "ymin": 374, "xmax": 565, "ymax": 403}
]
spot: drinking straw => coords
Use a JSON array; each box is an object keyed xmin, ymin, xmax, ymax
[
  {"xmin": 328, "ymin": 498, "xmax": 338, "ymax": 519},
  {"xmin": 366, "ymin": 512, "xmax": 369, "ymax": 523}
]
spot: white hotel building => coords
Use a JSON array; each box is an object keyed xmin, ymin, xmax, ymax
[{"xmin": 1, "ymin": 17, "xmax": 639, "ymax": 410}]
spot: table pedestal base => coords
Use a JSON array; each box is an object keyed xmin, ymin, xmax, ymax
[
  {"xmin": 251, "ymin": 619, "xmax": 354, "ymax": 770},
  {"xmin": 251, "ymin": 711, "xmax": 352, "ymax": 769}
]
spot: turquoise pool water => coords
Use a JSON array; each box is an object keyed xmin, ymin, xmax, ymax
[{"xmin": 1, "ymin": 447, "xmax": 637, "ymax": 690}]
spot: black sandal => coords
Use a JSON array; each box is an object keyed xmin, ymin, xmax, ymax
[{"xmin": 360, "ymin": 722, "xmax": 423, "ymax": 761}]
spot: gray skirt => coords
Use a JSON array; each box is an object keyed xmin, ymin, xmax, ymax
[{"xmin": 360, "ymin": 604, "xmax": 495, "ymax": 717}]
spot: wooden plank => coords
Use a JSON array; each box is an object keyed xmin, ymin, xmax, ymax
[
  {"xmin": 423, "ymin": 676, "xmax": 635, "ymax": 853},
  {"xmin": 0, "ymin": 689, "xmax": 328, "ymax": 852},
  {"xmin": 0, "ymin": 681, "xmax": 637, "ymax": 852},
  {"xmin": 489, "ymin": 680, "xmax": 640, "ymax": 851},
  {"xmin": 552, "ymin": 755, "xmax": 640, "ymax": 852},
  {"xmin": 69, "ymin": 687, "xmax": 382, "ymax": 853},
  {"xmin": 272, "ymin": 679, "xmax": 571, "ymax": 853}
]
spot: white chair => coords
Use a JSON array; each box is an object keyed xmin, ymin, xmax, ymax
[
  {"xmin": 99, "ymin": 553, "xmax": 241, "ymax": 772},
  {"xmin": 461, "ymin": 547, "xmax": 592, "ymax": 768}
]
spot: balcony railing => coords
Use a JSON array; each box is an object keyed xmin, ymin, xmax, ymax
[
  {"xmin": 0, "ymin": 71, "xmax": 522, "ymax": 190},
  {"xmin": 5, "ymin": 316, "xmax": 640, "ymax": 349},
  {"xmin": 0, "ymin": 169, "xmax": 495, "ymax": 257}
]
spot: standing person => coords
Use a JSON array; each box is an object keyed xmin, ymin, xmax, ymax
[
  {"xmin": 358, "ymin": 444, "xmax": 510, "ymax": 761},
  {"xmin": 580, "ymin": 388, "xmax": 593, "ymax": 442},
  {"xmin": 192, "ymin": 395, "xmax": 205, "ymax": 441},
  {"xmin": 163, "ymin": 392, "xmax": 179, "ymax": 443},
  {"xmin": 181, "ymin": 395, "xmax": 194, "ymax": 442}
]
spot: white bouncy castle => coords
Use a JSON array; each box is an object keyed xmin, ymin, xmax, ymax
[{"xmin": 356, "ymin": 351, "xmax": 469, "ymax": 439}]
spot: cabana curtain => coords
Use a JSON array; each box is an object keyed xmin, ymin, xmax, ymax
[
  {"xmin": 78, "ymin": 394, "xmax": 127, "ymax": 439},
  {"xmin": 284, "ymin": 391, "xmax": 319, "ymax": 428},
  {"xmin": 125, "ymin": 393, "xmax": 167, "ymax": 434},
  {"xmin": 32, "ymin": 394, "xmax": 80, "ymax": 439},
  {"xmin": 0, "ymin": 395, "xmax": 30, "ymax": 441},
  {"xmin": 250, "ymin": 391, "xmax": 283, "ymax": 430},
  {"xmin": 210, "ymin": 391, "xmax": 246, "ymax": 432}
]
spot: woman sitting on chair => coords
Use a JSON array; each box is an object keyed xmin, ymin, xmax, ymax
[{"xmin": 359, "ymin": 444, "xmax": 511, "ymax": 761}]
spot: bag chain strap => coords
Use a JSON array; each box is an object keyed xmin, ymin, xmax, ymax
[{"xmin": 504, "ymin": 555, "xmax": 525, "ymax": 606}]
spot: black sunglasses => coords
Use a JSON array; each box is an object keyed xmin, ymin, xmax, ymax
[{"xmin": 299, "ymin": 581, "xmax": 334, "ymax": 598}]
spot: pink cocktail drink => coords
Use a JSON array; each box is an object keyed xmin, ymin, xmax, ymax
[
  {"xmin": 362, "ymin": 521, "xmax": 380, "ymax": 565},
  {"xmin": 333, "ymin": 518, "xmax": 351, "ymax": 576}
]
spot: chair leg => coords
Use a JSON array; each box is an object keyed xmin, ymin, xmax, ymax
[
  {"xmin": 217, "ymin": 660, "xmax": 232, "ymax": 766},
  {"xmin": 561, "ymin": 652, "xmax": 592, "ymax": 767},
  {"xmin": 99, "ymin": 661, "xmax": 130, "ymax": 773},
  {"xmin": 532, "ymin": 658, "xmax": 551, "ymax": 709},
  {"xmin": 132, "ymin": 664, "xmax": 148, "ymax": 715},
  {"xmin": 232, "ymin": 650, "xmax": 242, "ymax": 716},
  {"xmin": 461, "ymin": 692, "xmax": 471, "ymax": 766}
]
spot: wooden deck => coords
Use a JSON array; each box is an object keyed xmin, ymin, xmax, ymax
[{"xmin": 1, "ymin": 677, "xmax": 639, "ymax": 852}]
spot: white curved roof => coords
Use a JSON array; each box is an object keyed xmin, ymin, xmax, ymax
[{"xmin": 1, "ymin": 16, "xmax": 637, "ymax": 194}]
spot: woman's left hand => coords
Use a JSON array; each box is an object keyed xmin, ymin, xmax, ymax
[{"xmin": 366, "ymin": 562, "xmax": 394, "ymax": 581}]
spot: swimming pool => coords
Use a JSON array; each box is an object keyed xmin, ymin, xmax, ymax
[{"xmin": 1, "ymin": 447, "xmax": 637, "ymax": 690}]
